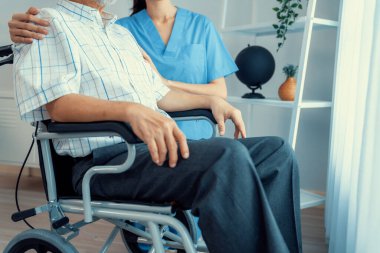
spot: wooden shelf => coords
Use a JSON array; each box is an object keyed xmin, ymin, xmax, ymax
[
  {"xmin": 300, "ymin": 189, "xmax": 325, "ymax": 209},
  {"xmin": 227, "ymin": 96, "xmax": 332, "ymax": 109},
  {"xmin": 221, "ymin": 17, "xmax": 338, "ymax": 36}
]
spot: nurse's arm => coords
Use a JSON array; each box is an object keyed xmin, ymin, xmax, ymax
[
  {"xmin": 166, "ymin": 77, "xmax": 227, "ymax": 99},
  {"xmin": 158, "ymin": 90, "xmax": 245, "ymax": 139},
  {"xmin": 140, "ymin": 48, "xmax": 228, "ymax": 99}
]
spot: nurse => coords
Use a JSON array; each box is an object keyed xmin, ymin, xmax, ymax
[{"xmin": 8, "ymin": 0, "xmax": 238, "ymax": 140}]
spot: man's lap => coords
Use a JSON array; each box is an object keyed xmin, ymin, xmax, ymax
[{"xmin": 71, "ymin": 136, "xmax": 286, "ymax": 205}]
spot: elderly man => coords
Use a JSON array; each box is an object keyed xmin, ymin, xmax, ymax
[{"xmin": 13, "ymin": 0, "xmax": 302, "ymax": 252}]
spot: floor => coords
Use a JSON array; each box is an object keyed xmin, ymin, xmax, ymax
[{"xmin": 0, "ymin": 165, "xmax": 328, "ymax": 252}]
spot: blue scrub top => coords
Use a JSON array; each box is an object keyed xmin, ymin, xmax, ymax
[{"xmin": 116, "ymin": 8, "xmax": 238, "ymax": 140}]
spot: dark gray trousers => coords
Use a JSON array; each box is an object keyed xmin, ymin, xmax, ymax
[{"xmin": 72, "ymin": 137, "xmax": 302, "ymax": 253}]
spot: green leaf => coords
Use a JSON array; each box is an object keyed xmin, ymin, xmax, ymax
[
  {"xmin": 273, "ymin": 0, "xmax": 308, "ymax": 52},
  {"xmin": 291, "ymin": 3, "xmax": 298, "ymax": 8}
]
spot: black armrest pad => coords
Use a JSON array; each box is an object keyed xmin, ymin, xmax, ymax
[
  {"xmin": 47, "ymin": 121, "xmax": 142, "ymax": 144},
  {"xmin": 0, "ymin": 45, "xmax": 13, "ymax": 57},
  {"xmin": 168, "ymin": 109, "xmax": 216, "ymax": 124},
  {"xmin": 46, "ymin": 110, "xmax": 215, "ymax": 144},
  {"xmin": 0, "ymin": 44, "xmax": 13, "ymax": 67}
]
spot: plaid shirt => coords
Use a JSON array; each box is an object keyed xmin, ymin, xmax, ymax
[{"xmin": 13, "ymin": 0, "xmax": 170, "ymax": 157}]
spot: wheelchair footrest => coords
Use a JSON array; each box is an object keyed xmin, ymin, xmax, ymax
[
  {"xmin": 11, "ymin": 208, "xmax": 36, "ymax": 222},
  {"xmin": 52, "ymin": 217, "xmax": 70, "ymax": 229}
]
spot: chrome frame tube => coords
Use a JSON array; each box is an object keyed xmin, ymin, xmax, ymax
[
  {"xmin": 147, "ymin": 221, "xmax": 165, "ymax": 253},
  {"xmin": 59, "ymin": 199, "xmax": 173, "ymax": 214},
  {"xmin": 40, "ymin": 139, "xmax": 58, "ymax": 202},
  {"xmin": 82, "ymin": 143, "xmax": 136, "ymax": 222},
  {"xmin": 100, "ymin": 226, "xmax": 120, "ymax": 253}
]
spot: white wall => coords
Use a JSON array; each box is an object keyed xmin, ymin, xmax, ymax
[{"xmin": 0, "ymin": 0, "xmax": 339, "ymax": 191}]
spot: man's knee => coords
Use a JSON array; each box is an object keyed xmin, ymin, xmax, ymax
[
  {"xmin": 206, "ymin": 138, "xmax": 253, "ymax": 176},
  {"xmin": 260, "ymin": 136, "xmax": 295, "ymax": 159},
  {"xmin": 218, "ymin": 137, "xmax": 250, "ymax": 156},
  {"xmin": 246, "ymin": 136, "xmax": 297, "ymax": 182},
  {"xmin": 195, "ymin": 137, "xmax": 249, "ymax": 156}
]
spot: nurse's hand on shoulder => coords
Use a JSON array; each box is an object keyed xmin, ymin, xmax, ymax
[
  {"xmin": 8, "ymin": 7, "xmax": 49, "ymax": 44},
  {"xmin": 209, "ymin": 97, "xmax": 246, "ymax": 139}
]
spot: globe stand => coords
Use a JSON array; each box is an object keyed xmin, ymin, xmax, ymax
[{"xmin": 242, "ymin": 85, "xmax": 265, "ymax": 99}]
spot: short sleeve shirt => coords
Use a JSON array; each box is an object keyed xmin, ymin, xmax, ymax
[{"xmin": 13, "ymin": 0, "xmax": 170, "ymax": 157}]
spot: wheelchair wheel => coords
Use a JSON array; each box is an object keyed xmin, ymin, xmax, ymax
[
  {"xmin": 4, "ymin": 229, "xmax": 78, "ymax": 253},
  {"xmin": 121, "ymin": 210, "xmax": 197, "ymax": 253}
]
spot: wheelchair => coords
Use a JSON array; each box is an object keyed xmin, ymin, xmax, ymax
[{"xmin": 1, "ymin": 45, "xmax": 213, "ymax": 253}]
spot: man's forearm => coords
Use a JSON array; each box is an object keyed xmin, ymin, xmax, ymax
[
  {"xmin": 46, "ymin": 93, "xmax": 135, "ymax": 123},
  {"xmin": 157, "ymin": 90, "xmax": 215, "ymax": 112}
]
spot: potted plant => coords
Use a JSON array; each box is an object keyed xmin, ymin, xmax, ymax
[
  {"xmin": 279, "ymin": 64, "xmax": 298, "ymax": 101},
  {"xmin": 273, "ymin": 0, "xmax": 305, "ymax": 51}
]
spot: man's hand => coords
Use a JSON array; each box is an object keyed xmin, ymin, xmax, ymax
[
  {"xmin": 209, "ymin": 97, "xmax": 246, "ymax": 139},
  {"xmin": 127, "ymin": 104, "xmax": 189, "ymax": 168},
  {"xmin": 8, "ymin": 7, "xmax": 50, "ymax": 44}
]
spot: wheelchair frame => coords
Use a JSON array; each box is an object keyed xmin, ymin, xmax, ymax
[{"xmin": 2, "ymin": 44, "xmax": 214, "ymax": 253}]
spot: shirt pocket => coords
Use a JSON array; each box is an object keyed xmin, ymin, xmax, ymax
[{"xmin": 179, "ymin": 44, "xmax": 207, "ymax": 83}]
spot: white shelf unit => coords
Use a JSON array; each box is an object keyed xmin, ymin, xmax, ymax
[
  {"xmin": 227, "ymin": 97, "xmax": 332, "ymax": 109},
  {"xmin": 221, "ymin": 0, "xmax": 339, "ymax": 209},
  {"xmin": 221, "ymin": 16, "xmax": 338, "ymax": 36}
]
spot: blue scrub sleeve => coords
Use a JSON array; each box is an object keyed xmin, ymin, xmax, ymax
[{"xmin": 204, "ymin": 18, "xmax": 239, "ymax": 83}]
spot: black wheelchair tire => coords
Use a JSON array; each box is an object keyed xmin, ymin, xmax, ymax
[
  {"xmin": 121, "ymin": 210, "xmax": 197, "ymax": 253},
  {"xmin": 3, "ymin": 229, "xmax": 78, "ymax": 253}
]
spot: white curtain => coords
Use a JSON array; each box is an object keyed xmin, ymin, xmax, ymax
[{"xmin": 325, "ymin": 0, "xmax": 380, "ymax": 252}]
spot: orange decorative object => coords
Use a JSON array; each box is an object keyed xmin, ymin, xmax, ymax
[{"xmin": 278, "ymin": 77, "xmax": 296, "ymax": 101}]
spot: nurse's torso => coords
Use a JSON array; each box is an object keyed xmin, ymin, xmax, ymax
[
  {"xmin": 117, "ymin": 8, "xmax": 209, "ymax": 84},
  {"xmin": 117, "ymin": 8, "xmax": 220, "ymax": 140}
]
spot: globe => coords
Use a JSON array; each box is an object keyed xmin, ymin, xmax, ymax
[{"xmin": 235, "ymin": 45, "xmax": 275, "ymax": 99}]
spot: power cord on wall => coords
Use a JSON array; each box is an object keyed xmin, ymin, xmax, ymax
[{"xmin": 14, "ymin": 122, "xmax": 39, "ymax": 229}]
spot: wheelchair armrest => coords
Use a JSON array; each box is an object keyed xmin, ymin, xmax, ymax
[
  {"xmin": 0, "ymin": 45, "xmax": 13, "ymax": 67},
  {"xmin": 47, "ymin": 121, "xmax": 142, "ymax": 144},
  {"xmin": 168, "ymin": 109, "xmax": 216, "ymax": 124},
  {"xmin": 0, "ymin": 45, "xmax": 12, "ymax": 57},
  {"xmin": 46, "ymin": 109, "xmax": 216, "ymax": 142}
]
